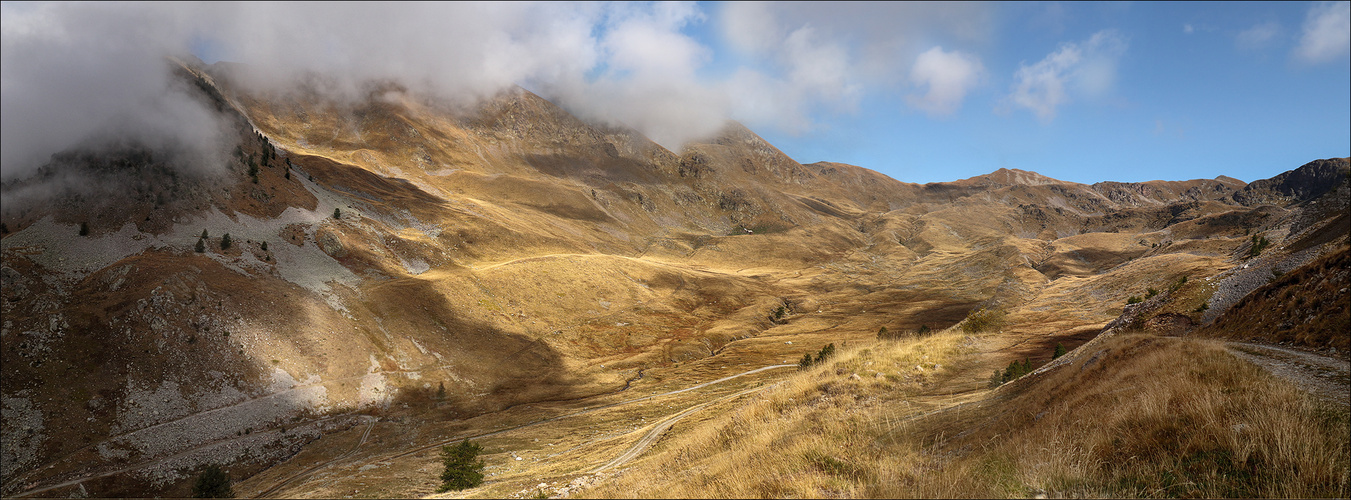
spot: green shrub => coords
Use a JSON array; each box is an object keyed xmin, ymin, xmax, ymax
[
  {"xmin": 1053, "ymin": 343, "xmax": 1067, "ymax": 360},
  {"xmin": 1127, "ymin": 296, "xmax": 1143, "ymax": 305},
  {"xmin": 192, "ymin": 464, "xmax": 233, "ymax": 498},
  {"xmin": 438, "ymin": 440, "xmax": 485, "ymax": 492},
  {"xmin": 1146, "ymin": 287, "xmax": 1159, "ymax": 299},
  {"xmin": 917, "ymin": 324, "xmax": 931, "ymax": 335}
]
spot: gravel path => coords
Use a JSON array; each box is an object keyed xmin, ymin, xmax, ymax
[{"xmin": 1226, "ymin": 342, "xmax": 1350, "ymax": 406}]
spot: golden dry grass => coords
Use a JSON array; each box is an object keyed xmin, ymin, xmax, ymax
[{"xmin": 578, "ymin": 332, "xmax": 1349, "ymax": 499}]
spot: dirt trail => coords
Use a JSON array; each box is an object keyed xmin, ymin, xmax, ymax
[
  {"xmin": 252, "ymin": 417, "xmax": 376, "ymax": 498},
  {"xmin": 1226, "ymin": 342, "xmax": 1350, "ymax": 406},
  {"xmin": 251, "ymin": 365, "xmax": 795, "ymax": 498},
  {"xmin": 590, "ymin": 383, "xmax": 776, "ymax": 473}
]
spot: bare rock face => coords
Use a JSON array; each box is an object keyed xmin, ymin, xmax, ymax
[
  {"xmin": 1230, "ymin": 158, "xmax": 1350, "ymax": 207},
  {"xmin": 1144, "ymin": 312, "xmax": 1196, "ymax": 336}
]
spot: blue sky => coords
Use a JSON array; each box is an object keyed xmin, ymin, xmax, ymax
[
  {"xmin": 4, "ymin": 2, "xmax": 1348, "ymax": 186},
  {"xmin": 691, "ymin": 2, "xmax": 1351, "ymax": 185}
]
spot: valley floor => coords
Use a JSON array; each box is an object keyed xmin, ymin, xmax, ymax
[{"xmin": 212, "ymin": 325, "xmax": 1348, "ymax": 499}]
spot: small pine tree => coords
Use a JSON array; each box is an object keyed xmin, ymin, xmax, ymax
[
  {"xmin": 436, "ymin": 381, "xmax": 446, "ymax": 400},
  {"xmin": 333, "ymin": 207, "xmax": 342, "ymax": 219},
  {"xmin": 815, "ymin": 343, "xmax": 836, "ymax": 364},
  {"xmin": 917, "ymin": 324, "xmax": 931, "ymax": 335},
  {"xmin": 201, "ymin": 229, "xmax": 209, "ymax": 239},
  {"xmin": 192, "ymin": 464, "xmax": 234, "ymax": 498},
  {"xmin": 260, "ymin": 241, "xmax": 268, "ymax": 252},
  {"xmin": 221, "ymin": 233, "xmax": 232, "ymax": 250},
  {"xmin": 437, "ymin": 440, "xmax": 485, "ymax": 492},
  {"xmin": 1053, "ymin": 343, "xmax": 1067, "ymax": 360},
  {"xmin": 79, "ymin": 222, "xmax": 89, "ymax": 236},
  {"xmin": 195, "ymin": 238, "xmax": 206, "ymax": 253}
]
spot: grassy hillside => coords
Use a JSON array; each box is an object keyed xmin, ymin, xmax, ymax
[{"xmin": 580, "ymin": 331, "xmax": 1349, "ymax": 499}]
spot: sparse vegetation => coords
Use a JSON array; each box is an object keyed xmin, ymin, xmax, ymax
[
  {"xmin": 1170, "ymin": 275, "xmax": 1188, "ymax": 292},
  {"xmin": 815, "ymin": 343, "xmax": 836, "ymax": 364},
  {"xmin": 437, "ymin": 439, "xmax": 486, "ymax": 492},
  {"xmin": 798, "ymin": 352, "xmax": 814, "ymax": 369},
  {"xmin": 961, "ymin": 308, "xmax": 1006, "ymax": 333},
  {"xmin": 1146, "ymin": 287, "xmax": 1159, "ymax": 299},
  {"xmin": 1127, "ymin": 295, "xmax": 1143, "ymax": 305},
  {"xmin": 798, "ymin": 343, "xmax": 838, "ymax": 368},
  {"xmin": 1248, "ymin": 233, "xmax": 1271, "ymax": 258},
  {"xmin": 192, "ymin": 465, "xmax": 233, "ymax": 498}
]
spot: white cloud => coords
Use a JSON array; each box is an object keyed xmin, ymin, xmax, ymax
[
  {"xmin": 1, "ymin": 3, "xmax": 228, "ymax": 180},
  {"xmin": 1006, "ymin": 30, "xmax": 1128, "ymax": 123},
  {"xmin": 714, "ymin": 2, "xmax": 993, "ymax": 131},
  {"xmin": 906, "ymin": 47, "xmax": 985, "ymax": 116},
  {"xmin": 1, "ymin": 2, "xmax": 1003, "ymax": 177},
  {"xmin": 1236, "ymin": 22, "xmax": 1281, "ymax": 50},
  {"xmin": 1294, "ymin": 1, "xmax": 1351, "ymax": 64},
  {"xmin": 1184, "ymin": 24, "xmax": 1195, "ymax": 34}
]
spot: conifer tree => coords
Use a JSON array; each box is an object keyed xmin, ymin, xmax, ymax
[{"xmin": 437, "ymin": 440, "xmax": 485, "ymax": 492}]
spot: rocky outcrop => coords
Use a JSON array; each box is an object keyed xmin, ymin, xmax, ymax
[{"xmin": 1229, "ymin": 157, "xmax": 1350, "ymax": 207}]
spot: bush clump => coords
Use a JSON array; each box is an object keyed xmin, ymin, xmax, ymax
[
  {"xmin": 990, "ymin": 358, "xmax": 1034, "ymax": 387},
  {"xmin": 192, "ymin": 464, "xmax": 233, "ymax": 498},
  {"xmin": 962, "ymin": 308, "xmax": 1006, "ymax": 334},
  {"xmin": 798, "ymin": 343, "xmax": 837, "ymax": 369}
]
